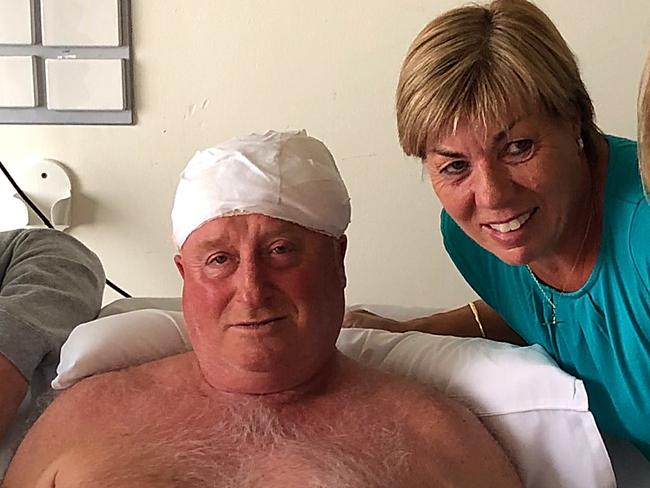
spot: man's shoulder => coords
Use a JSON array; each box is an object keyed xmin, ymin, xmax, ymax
[{"xmin": 48, "ymin": 352, "xmax": 197, "ymax": 425}]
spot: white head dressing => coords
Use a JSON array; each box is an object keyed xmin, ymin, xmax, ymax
[{"xmin": 171, "ymin": 130, "xmax": 351, "ymax": 248}]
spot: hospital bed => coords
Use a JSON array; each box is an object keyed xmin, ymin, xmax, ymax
[{"xmin": 2, "ymin": 298, "xmax": 649, "ymax": 487}]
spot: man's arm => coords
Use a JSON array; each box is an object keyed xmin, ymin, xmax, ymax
[{"xmin": 0, "ymin": 229, "xmax": 105, "ymax": 441}]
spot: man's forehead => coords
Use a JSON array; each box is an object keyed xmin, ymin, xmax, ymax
[{"xmin": 185, "ymin": 214, "xmax": 316, "ymax": 249}]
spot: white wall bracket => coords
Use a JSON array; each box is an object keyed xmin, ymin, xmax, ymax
[{"xmin": 0, "ymin": 158, "xmax": 72, "ymax": 231}]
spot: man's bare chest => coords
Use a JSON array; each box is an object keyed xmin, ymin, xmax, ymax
[{"xmin": 57, "ymin": 398, "xmax": 418, "ymax": 487}]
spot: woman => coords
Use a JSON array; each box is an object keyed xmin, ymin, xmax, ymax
[{"xmin": 346, "ymin": 0, "xmax": 650, "ymax": 459}]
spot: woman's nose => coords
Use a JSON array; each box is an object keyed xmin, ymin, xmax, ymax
[{"xmin": 473, "ymin": 162, "xmax": 516, "ymax": 209}]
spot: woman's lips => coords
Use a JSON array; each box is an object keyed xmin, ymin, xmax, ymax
[
  {"xmin": 483, "ymin": 209, "xmax": 535, "ymax": 233},
  {"xmin": 481, "ymin": 208, "xmax": 538, "ymax": 244}
]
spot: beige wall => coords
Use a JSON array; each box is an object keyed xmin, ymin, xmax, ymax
[{"xmin": 1, "ymin": 1, "xmax": 649, "ymax": 307}]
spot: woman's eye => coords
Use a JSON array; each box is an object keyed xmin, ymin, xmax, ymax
[
  {"xmin": 502, "ymin": 139, "xmax": 533, "ymax": 161},
  {"xmin": 440, "ymin": 159, "xmax": 469, "ymax": 176}
]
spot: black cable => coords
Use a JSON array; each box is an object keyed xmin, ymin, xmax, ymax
[
  {"xmin": 106, "ymin": 278, "xmax": 131, "ymax": 298},
  {"xmin": 0, "ymin": 161, "xmax": 53, "ymax": 229},
  {"xmin": 0, "ymin": 160, "xmax": 131, "ymax": 298}
]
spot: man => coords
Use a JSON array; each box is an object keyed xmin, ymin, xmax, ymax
[
  {"xmin": 0, "ymin": 229, "xmax": 105, "ymax": 474},
  {"xmin": 4, "ymin": 131, "xmax": 521, "ymax": 487}
]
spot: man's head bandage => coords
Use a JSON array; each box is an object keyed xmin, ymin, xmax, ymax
[{"xmin": 172, "ymin": 130, "xmax": 351, "ymax": 249}]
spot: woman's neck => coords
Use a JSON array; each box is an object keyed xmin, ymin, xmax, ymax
[{"xmin": 528, "ymin": 134, "xmax": 609, "ymax": 291}]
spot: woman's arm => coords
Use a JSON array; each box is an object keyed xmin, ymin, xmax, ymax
[
  {"xmin": 0, "ymin": 354, "xmax": 27, "ymax": 443},
  {"xmin": 343, "ymin": 300, "xmax": 525, "ymax": 345}
]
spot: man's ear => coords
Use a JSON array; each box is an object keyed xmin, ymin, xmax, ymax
[{"xmin": 174, "ymin": 254, "xmax": 185, "ymax": 279}]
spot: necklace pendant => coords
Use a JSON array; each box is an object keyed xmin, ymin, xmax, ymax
[{"xmin": 526, "ymin": 264, "xmax": 559, "ymax": 328}]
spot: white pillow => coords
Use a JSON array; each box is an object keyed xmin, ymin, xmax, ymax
[
  {"xmin": 53, "ymin": 308, "xmax": 190, "ymax": 389},
  {"xmin": 51, "ymin": 303, "xmax": 615, "ymax": 488}
]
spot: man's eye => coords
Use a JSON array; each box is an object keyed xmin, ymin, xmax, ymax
[
  {"xmin": 502, "ymin": 139, "xmax": 533, "ymax": 161},
  {"xmin": 271, "ymin": 244, "xmax": 291, "ymax": 255},
  {"xmin": 440, "ymin": 160, "xmax": 469, "ymax": 176},
  {"xmin": 208, "ymin": 254, "xmax": 229, "ymax": 265}
]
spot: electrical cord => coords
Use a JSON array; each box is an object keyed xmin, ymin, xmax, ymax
[{"xmin": 0, "ymin": 159, "xmax": 131, "ymax": 298}]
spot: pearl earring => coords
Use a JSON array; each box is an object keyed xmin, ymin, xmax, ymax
[{"xmin": 578, "ymin": 137, "xmax": 584, "ymax": 150}]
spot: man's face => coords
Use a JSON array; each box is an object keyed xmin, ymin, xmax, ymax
[{"xmin": 174, "ymin": 214, "xmax": 347, "ymax": 394}]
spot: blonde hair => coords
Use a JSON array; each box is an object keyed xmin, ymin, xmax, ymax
[
  {"xmin": 639, "ymin": 49, "xmax": 650, "ymax": 195},
  {"xmin": 396, "ymin": 0, "xmax": 600, "ymax": 161}
]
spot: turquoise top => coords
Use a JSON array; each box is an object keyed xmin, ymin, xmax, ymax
[{"xmin": 441, "ymin": 135, "xmax": 650, "ymax": 457}]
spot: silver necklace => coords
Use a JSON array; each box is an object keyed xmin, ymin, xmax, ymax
[
  {"xmin": 526, "ymin": 265, "xmax": 557, "ymax": 326},
  {"xmin": 526, "ymin": 204, "xmax": 596, "ymax": 327}
]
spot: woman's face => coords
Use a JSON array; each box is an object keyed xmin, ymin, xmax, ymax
[{"xmin": 424, "ymin": 111, "xmax": 589, "ymax": 266}]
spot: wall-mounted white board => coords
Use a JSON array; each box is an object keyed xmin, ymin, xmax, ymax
[
  {"xmin": 41, "ymin": 0, "xmax": 120, "ymax": 47},
  {"xmin": 45, "ymin": 59, "xmax": 125, "ymax": 111},
  {"xmin": 0, "ymin": 0, "xmax": 33, "ymax": 45},
  {"xmin": 0, "ymin": 56, "xmax": 37, "ymax": 107}
]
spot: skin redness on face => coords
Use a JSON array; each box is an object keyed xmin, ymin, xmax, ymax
[
  {"xmin": 424, "ymin": 112, "xmax": 591, "ymax": 267},
  {"xmin": 174, "ymin": 214, "xmax": 347, "ymax": 394}
]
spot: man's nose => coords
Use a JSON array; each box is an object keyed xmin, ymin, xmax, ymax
[
  {"xmin": 473, "ymin": 162, "xmax": 516, "ymax": 209},
  {"xmin": 233, "ymin": 257, "xmax": 267, "ymax": 306}
]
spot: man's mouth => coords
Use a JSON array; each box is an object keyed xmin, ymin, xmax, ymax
[
  {"xmin": 484, "ymin": 209, "xmax": 536, "ymax": 233},
  {"xmin": 231, "ymin": 316, "xmax": 286, "ymax": 329}
]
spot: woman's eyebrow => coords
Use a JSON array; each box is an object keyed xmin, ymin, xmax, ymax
[
  {"xmin": 430, "ymin": 147, "xmax": 466, "ymax": 158},
  {"xmin": 429, "ymin": 118, "xmax": 523, "ymax": 157},
  {"xmin": 493, "ymin": 118, "xmax": 522, "ymax": 144}
]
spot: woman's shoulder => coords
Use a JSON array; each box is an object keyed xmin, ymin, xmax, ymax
[
  {"xmin": 601, "ymin": 135, "xmax": 649, "ymax": 274},
  {"xmin": 604, "ymin": 134, "xmax": 644, "ymax": 205}
]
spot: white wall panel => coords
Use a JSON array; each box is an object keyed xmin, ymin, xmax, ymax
[
  {"xmin": 0, "ymin": 0, "xmax": 33, "ymax": 45},
  {"xmin": 45, "ymin": 59, "xmax": 124, "ymax": 111},
  {"xmin": 41, "ymin": 0, "xmax": 120, "ymax": 46},
  {"xmin": 0, "ymin": 56, "xmax": 36, "ymax": 107}
]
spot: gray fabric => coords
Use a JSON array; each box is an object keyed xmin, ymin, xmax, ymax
[{"xmin": 0, "ymin": 228, "xmax": 105, "ymax": 381}]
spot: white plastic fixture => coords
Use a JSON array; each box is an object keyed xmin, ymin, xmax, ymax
[{"xmin": 0, "ymin": 159, "xmax": 72, "ymax": 231}]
